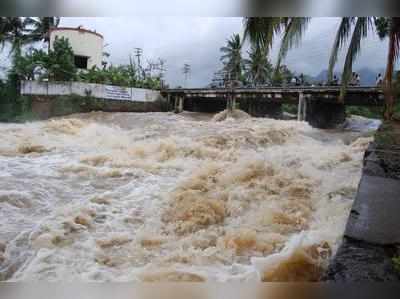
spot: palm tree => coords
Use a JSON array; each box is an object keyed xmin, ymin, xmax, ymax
[
  {"xmin": 244, "ymin": 45, "xmax": 273, "ymax": 86},
  {"xmin": 0, "ymin": 17, "xmax": 58, "ymax": 96},
  {"xmin": 327, "ymin": 17, "xmax": 355, "ymax": 84},
  {"xmin": 243, "ymin": 17, "xmax": 310, "ymax": 74},
  {"xmin": 24, "ymin": 17, "xmax": 60, "ymax": 43},
  {"xmin": 0, "ymin": 17, "xmax": 33, "ymax": 54},
  {"xmin": 327, "ymin": 17, "xmax": 372, "ymax": 101},
  {"xmin": 381, "ymin": 18, "xmax": 400, "ymax": 120},
  {"xmin": 328, "ymin": 17, "xmax": 400, "ymax": 119},
  {"xmin": 220, "ymin": 33, "xmax": 243, "ymax": 82}
]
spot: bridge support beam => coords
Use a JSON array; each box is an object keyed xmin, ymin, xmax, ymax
[
  {"xmin": 174, "ymin": 95, "xmax": 184, "ymax": 113},
  {"xmin": 226, "ymin": 94, "xmax": 236, "ymax": 112},
  {"xmin": 166, "ymin": 93, "xmax": 172, "ymax": 111},
  {"xmin": 306, "ymin": 101, "xmax": 346, "ymax": 129},
  {"xmin": 297, "ymin": 92, "xmax": 307, "ymax": 121}
]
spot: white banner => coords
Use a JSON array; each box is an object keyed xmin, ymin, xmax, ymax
[
  {"xmin": 21, "ymin": 81, "xmax": 160, "ymax": 102},
  {"xmin": 104, "ymin": 85, "xmax": 132, "ymax": 100}
]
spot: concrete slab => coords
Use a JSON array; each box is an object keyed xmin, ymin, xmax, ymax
[{"xmin": 345, "ymin": 174, "xmax": 400, "ymax": 245}]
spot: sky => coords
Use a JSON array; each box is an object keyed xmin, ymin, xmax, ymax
[{"xmin": 0, "ymin": 17, "xmax": 390, "ymax": 87}]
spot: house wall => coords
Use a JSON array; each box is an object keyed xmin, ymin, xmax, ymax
[{"xmin": 49, "ymin": 28, "xmax": 104, "ymax": 69}]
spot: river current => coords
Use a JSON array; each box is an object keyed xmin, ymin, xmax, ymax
[{"xmin": 0, "ymin": 111, "xmax": 375, "ymax": 281}]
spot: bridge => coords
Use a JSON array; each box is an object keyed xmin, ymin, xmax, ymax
[{"xmin": 162, "ymin": 86, "xmax": 384, "ymax": 128}]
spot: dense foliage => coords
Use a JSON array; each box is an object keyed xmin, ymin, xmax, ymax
[
  {"xmin": 244, "ymin": 17, "xmax": 400, "ymax": 120},
  {"xmin": 244, "ymin": 46, "xmax": 273, "ymax": 86},
  {"xmin": 0, "ymin": 17, "xmax": 166, "ymax": 121},
  {"xmin": 216, "ymin": 32, "xmax": 294, "ymax": 87},
  {"xmin": 78, "ymin": 64, "xmax": 162, "ymax": 89},
  {"xmin": 40, "ymin": 36, "xmax": 77, "ymax": 81},
  {"xmin": 220, "ymin": 34, "xmax": 244, "ymax": 83}
]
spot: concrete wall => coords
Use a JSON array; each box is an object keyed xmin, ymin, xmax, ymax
[
  {"xmin": 21, "ymin": 80, "xmax": 162, "ymax": 103},
  {"xmin": 49, "ymin": 28, "xmax": 104, "ymax": 69},
  {"xmin": 28, "ymin": 95, "xmax": 167, "ymax": 120}
]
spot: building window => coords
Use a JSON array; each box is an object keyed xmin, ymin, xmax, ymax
[{"xmin": 74, "ymin": 55, "xmax": 89, "ymax": 69}]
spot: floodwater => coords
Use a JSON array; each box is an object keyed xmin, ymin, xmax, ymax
[{"xmin": 0, "ymin": 111, "xmax": 375, "ymax": 282}]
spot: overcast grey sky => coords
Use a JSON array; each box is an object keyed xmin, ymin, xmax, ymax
[{"xmin": 0, "ymin": 17, "xmax": 390, "ymax": 87}]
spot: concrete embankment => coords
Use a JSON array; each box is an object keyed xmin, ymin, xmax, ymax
[
  {"xmin": 324, "ymin": 122, "xmax": 400, "ymax": 281},
  {"xmin": 27, "ymin": 94, "xmax": 167, "ymax": 120},
  {"xmin": 13, "ymin": 80, "xmax": 168, "ymax": 121}
]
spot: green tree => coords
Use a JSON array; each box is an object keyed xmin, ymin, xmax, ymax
[
  {"xmin": 220, "ymin": 33, "xmax": 243, "ymax": 82},
  {"xmin": 0, "ymin": 17, "xmax": 54, "ymax": 97},
  {"xmin": 8, "ymin": 47, "xmax": 41, "ymax": 81},
  {"xmin": 243, "ymin": 17, "xmax": 310, "ymax": 74},
  {"xmin": 24, "ymin": 17, "xmax": 60, "ymax": 43},
  {"xmin": 40, "ymin": 36, "xmax": 77, "ymax": 81},
  {"xmin": 272, "ymin": 65, "xmax": 294, "ymax": 86},
  {"xmin": 328, "ymin": 17, "xmax": 400, "ymax": 119},
  {"xmin": 78, "ymin": 58, "xmax": 163, "ymax": 90},
  {"xmin": 0, "ymin": 17, "xmax": 33, "ymax": 53},
  {"xmin": 380, "ymin": 18, "xmax": 400, "ymax": 120},
  {"xmin": 328, "ymin": 17, "xmax": 371, "ymax": 100},
  {"xmin": 244, "ymin": 45, "xmax": 273, "ymax": 86}
]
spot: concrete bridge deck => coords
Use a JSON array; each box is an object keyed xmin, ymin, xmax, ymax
[
  {"xmin": 163, "ymin": 86, "xmax": 384, "ymax": 106},
  {"xmin": 162, "ymin": 86, "xmax": 384, "ymax": 129}
]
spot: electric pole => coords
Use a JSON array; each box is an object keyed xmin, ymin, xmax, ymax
[
  {"xmin": 182, "ymin": 63, "xmax": 191, "ymax": 88},
  {"xmin": 134, "ymin": 47, "xmax": 143, "ymax": 80},
  {"xmin": 158, "ymin": 58, "xmax": 167, "ymax": 89}
]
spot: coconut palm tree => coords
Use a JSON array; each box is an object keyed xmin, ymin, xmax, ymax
[
  {"xmin": 380, "ymin": 18, "xmax": 400, "ymax": 120},
  {"xmin": 244, "ymin": 45, "xmax": 273, "ymax": 86},
  {"xmin": 0, "ymin": 17, "xmax": 60, "ymax": 54},
  {"xmin": 328, "ymin": 17, "xmax": 400, "ymax": 119},
  {"xmin": 0, "ymin": 17, "xmax": 33, "ymax": 54},
  {"xmin": 220, "ymin": 33, "xmax": 243, "ymax": 82},
  {"xmin": 243, "ymin": 17, "xmax": 310, "ymax": 74},
  {"xmin": 327, "ymin": 17, "xmax": 373, "ymax": 100},
  {"xmin": 24, "ymin": 17, "xmax": 61, "ymax": 43}
]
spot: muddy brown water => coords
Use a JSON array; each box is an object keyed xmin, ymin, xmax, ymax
[{"xmin": 0, "ymin": 111, "xmax": 375, "ymax": 281}]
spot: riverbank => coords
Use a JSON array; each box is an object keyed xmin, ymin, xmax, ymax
[{"xmin": 324, "ymin": 121, "xmax": 400, "ymax": 281}]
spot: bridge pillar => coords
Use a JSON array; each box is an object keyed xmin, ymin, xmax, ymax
[
  {"xmin": 306, "ymin": 100, "xmax": 346, "ymax": 129},
  {"xmin": 226, "ymin": 93, "xmax": 236, "ymax": 112},
  {"xmin": 297, "ymin": 92, "xmax": 307, "ymax": 121},
  {"xmin": 174, "ymin": 95, "xmax": 184, "ymax": 113},
  {"xmin": 167, "ymin": 93, "xmax": 172, "ymax": 111}
]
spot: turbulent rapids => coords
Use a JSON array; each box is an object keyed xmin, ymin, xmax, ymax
[{"xmin": 0, "ymin": 111, "xmax": 373, "ymax": 281}]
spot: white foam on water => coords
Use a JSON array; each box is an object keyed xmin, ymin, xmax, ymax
[{"xmin": 0, "ymin": 112, "xmax": 373, "ymax": 281}]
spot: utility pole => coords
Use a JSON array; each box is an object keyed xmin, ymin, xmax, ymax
[
  {"xmin": 182, "ymin": 63, "xmax": 191, "ymax": 88},
  {"xmin": 134, "ymin": 47, "xmax": 143, "ymax": 80},
  {"xmin": 158, "ymin": 58, "xmax": 167, "ymax": 89}
]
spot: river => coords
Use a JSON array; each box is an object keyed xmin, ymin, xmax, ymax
[{"xmin": 0, "ymin": 111, "xmax": 376, "ymax": 281}]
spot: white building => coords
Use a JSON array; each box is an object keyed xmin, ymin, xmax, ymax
[{"xmin": 49, "ymin": 27, "xmax": 104, "ymax": 70}]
